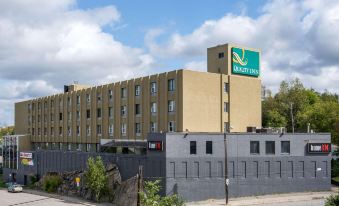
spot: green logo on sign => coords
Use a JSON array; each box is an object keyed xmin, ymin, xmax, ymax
[{"xmin": 232, "ymin": 47, "xmax": 260, "ymax": 77}]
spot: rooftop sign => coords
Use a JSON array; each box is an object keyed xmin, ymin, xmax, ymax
[
  {"xmin": 307, "ymin": 143, "xmax": 331, "ymax": 154},
  {"xmin": 232, "ymin": 47, "xmax": 260, "ymax": 77}
]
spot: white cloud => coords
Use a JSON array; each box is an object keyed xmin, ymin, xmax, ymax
[
  {"xmin": 184, "ymin": 61, "xmax": 207, "ymax": 72},
  {"xmin": 146, "ymin": 0, "xmax": 339, "ymax": 94},
  {"xmin": 0, "ymin": 1, "xmax": 155, "ymax": 125}
]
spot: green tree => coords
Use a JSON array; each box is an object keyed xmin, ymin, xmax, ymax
[
  {"xmin": 84, "ymin": 156, "xmax": 107, "ymax": 201},
  {"xmin": 297, "ymin": 101, "xmax": 339, "ymax": 144},
  {"xmin": 266, "ymin": 110, "xmax": 287, "ymax": 127},
  {"xmin": 140, "ymin": 180, "xmax": 184, "ymax": 206}
]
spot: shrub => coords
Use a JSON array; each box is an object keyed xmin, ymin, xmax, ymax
[
  {"xmin": 43, "ymin": 175, "xmax": 62, "ymax": 193},
  {"xmin": 325, "ymin": 193, "xmax": 339, "ymax": 206},
  {"xmin": 84, "ymin": 156, "xmax": 107, "ymax": 201},
  {"xmin": 332, "ymin": 159, "xmax": 339, "ymax": 178},
  {"xmin": 140, "ymin": 180, "xmax": 185, "ymax": 206}
]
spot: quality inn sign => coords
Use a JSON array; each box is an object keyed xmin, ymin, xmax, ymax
[{"xmin": 232, "ymin": 47, "xmax": 260, "ymax": 77}]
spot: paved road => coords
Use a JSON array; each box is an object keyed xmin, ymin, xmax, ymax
[{"xmin": 0, "ymin": 189, "xmax": 99, "ymax": 206}]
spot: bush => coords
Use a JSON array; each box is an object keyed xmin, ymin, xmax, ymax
[
  {"xmin": 84, "ymin": 156, "xmax": 107, "ymax": 201},
  {"xmin": 140, "ymin": 180, "xmax": 185, "ymax": 206},
  {"xmin": 325, "ymin": 193, "xmax": 339, "ymax": 206},
  {"xmin": 332, "ymin": 159, "xmax": 339, "ymax": 178},
  {"xmin": 43, "ymin": 175, "xmax": 62, "ymax": 193}
]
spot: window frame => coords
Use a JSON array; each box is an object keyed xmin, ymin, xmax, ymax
[
  {"xmin": 250, "ymin": 141, "xmax": 260, "ymax": 155},
  {"xmin": 281, "ymin": 141, "xmax": 291, "ymax": 154},
  {"xmin": 265, "ymin": 141, "xmax": 275, "ymax": 155},
  {"xmin": 190, "ymin": 141, "xmax": 197, "ymax": 155},
  {"xmin": 206, "ymin": 141, "xmax": 213, "ymax": 154}
]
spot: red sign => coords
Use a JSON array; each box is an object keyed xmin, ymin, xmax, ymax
[
  {"xmin": 308, "ymin": 143, "xmax": 331, "ymax": 154},
  {"xmin": 148, "ymin": 141, "xmax": 163, "ymax": 151}
]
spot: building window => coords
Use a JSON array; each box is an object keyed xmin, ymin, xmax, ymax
[
  {"xmin": 86, "ymin": 94, "xmax": 91, "ymax": 102},
  {"xmin": 168, "ymin": 100, "xmax": 175, "ymax": 112},
  {"xmin": 135, "ymin": 85, "xmax": 141, "ymax": 96},
  {"xmin": 59, "ymin": 127, "xmax": 62, "ymax": 136},
  {"xmin": 150, "ymin": 82, "xmax": 157, "ymax": 94},
  {"xmin": 76, "ymin": 126, "xmax": 80, "ymax": 136},
  {"xmin": 86, "ymin": 125, "xmax": 91, "ymax": 136},
  {"xmin": 67, "ymin": 97, "xmax": 71, "ymax": 106},
  {"xmin": 44, "ymin": 114, "xmax": 47, "ymax": 122},
  {"xmin": 96, "ymin": 92, "xmax": 101, "ymax": 102},
  {"xmin": 266, "ymin": 141, "xmax": 275, "ymax": 155},
  {"xmin": 121, "ymin": 87, "xmax": 127, "ymax": 98},
  {"xmin": 38, "ymin": 102, "xmax": 41, "ymax": 110},
  {"xmin": 97, "ymin": 125, "xmax": 102, "ymax": 135},
  {"xmin": 38, "ymin": 128, "xmax": 41, "ymax": 135},
  {"xmin": 218, "ymin": 52, "xmax": 224, "ymax": 58},
  {"xmin": 190, "ymin": 141, "xmax": 197, "ymax": 154},
  {"xmin": 38, "ymin": 115, "xmax": 41, "ymax": 122},
  {"xmin": 281, "ymin": 141, "xmax": 290, "ymax": 154},
  {"xmin": 150, "ymin": 122, "xmax": 157, "ymax": 133},
  {"xmin": 121, "ymin": 123, "xmax": 127, "ymax": 135},
  {"xmin": 224, "ymin": 122, "xmax": 229, "ymax": 133},
  {"xmin": 151, "ymin": 102, "xmax": 157, "ymax": 113},
  {"xmin": 250, "ymin": 141, "xmax": 260, "ymax": 154},
  {"xmin": 135, "ymin": 104, "xmax": 141, "ymax": 115},
  {"xmin": 50, "ymin": 113, "xmax": 54, "ymax": 122},
  {"xmin": 59, "ymin": 113, "xmax": 63, "ymax": 121},
  {"xmin": 50, "ymin": 100, "xmax": 54, "ymax": 108},
  {"xmin": 76, "ymin": 111, "xmax": 80, "ymax": 121},
  {"xmin": 109, "ymin": 107, "xmax": 113, "ymax": 118},
  {"xmin": 67, "ymin": 143, "xmax": 71, "ymax": 151},
  {"xmin": 76, "ymin": 95, "xmax": 80, "ymax": 105},
  {"xmin": 97, "ymin": 108, "xmax": 102, "ymax": 118},
  {"xmin": 121, "ymin": 105, "xmax": 127, "ymax": 116},
  {"xmin": 135, "ymin": 123, "xmax": 141, "ymax": 134},
  {"xmin": 206, "ymin": 141, "xmax": 213, "ymax": 154},
  {"xmin": 224, "ymin": 102, "xmax": 229, "ymax": 113},
  {"xmin": 67, "ymin": 126, "xmax": 71, "ymax": 136},
  {"xmin": 86, "ymin": 109, "xmax": 90, "ymax": 119},
  {"xmin": 168, "ymin": 79, "xmax": 175, "ymax": 91},
  {"xmin": 44, "ymin": 101, "xmax": 47, "ymax": 109},
  {"xmin": 44, "ymin": 127, "xmax": 47, "ymax": 136},
  {"xmin": 32, "ymin": 128, "xmax": 35, "ymax": 135},
  {"xmin": 67, "ymin": 112, "xmax": 71, "ymax": 121},
  {"xmin": 86, "ymin": 144, "xmax": 91, "ymax": 152},
  {"xmin": 32, "ymin": 103, "xmax": 35, "ymax": 110},
  {"xmin": 224, "ymin": 82, "xmax": 229, "ymax": 93},
  {"xmin": 168, "ymin": 121, "xmax": 175, "ymax": 132},
  {"xmin": 109, "ymin": 124, "xmax": 114, "ymax": 136},
  {"xmin": 108, "ymin": 89, "xmax": 113, "ymax": 100},
  {"xmin": 59, "ymin": 99, "xmax": 63, "ymax": 107},
  {"xmin": 51, "ymin": 127, "xmax": 54, "ymax": 136}
]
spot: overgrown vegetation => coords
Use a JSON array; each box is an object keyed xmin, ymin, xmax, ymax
[
  {"xmin": 42, "ymin": 175, "xmax": 63, "ymax": 193},
  {"xmin": 84, "ymin": 156, "xmax": 108, "ymax": 201},
  {"xmin": 0, "ymin": 174, "xmax": 6, "ymax": 188},
  {"xmin": 262, "ymin": 78, "xmax": 339, "ymax": 144},
  {"xmin": 325, "ymin": 193, "xmax": 339, "ymax": 206},
  {"xmin": 140, "ymin": 180, "xmax": 185, "ymax": 206}
]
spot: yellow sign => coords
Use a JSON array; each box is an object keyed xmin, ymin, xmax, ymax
[{"xmin": 75, "ymin": 177, "xmax": 80, "ymax": 183}]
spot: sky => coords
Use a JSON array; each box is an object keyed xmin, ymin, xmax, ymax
[{"xmin": 0, "ymin": 0, "xmax": 339, "ymax": 126}]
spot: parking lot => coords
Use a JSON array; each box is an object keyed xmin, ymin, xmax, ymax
[{"xmin": 0, "ymin": 189, "xmax": 104, "ymax": 206}]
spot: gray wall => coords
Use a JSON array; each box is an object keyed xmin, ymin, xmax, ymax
[
  {"xmin": 3, "ymin": 132, "xmax": 332, "ymax": 203},
  {"xmin": 163, "ymin": 133, "xmax": 331, "ymax": 201}
]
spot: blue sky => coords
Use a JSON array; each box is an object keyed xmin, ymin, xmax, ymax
[{"xmin": 0, "ymin": 0, "xmax": 339, "ymax": 126}]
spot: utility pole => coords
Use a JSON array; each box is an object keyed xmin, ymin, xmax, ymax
[
  {"xmin": 290, "ymin": 102, "xmax": 295, "ymax": 133},
  {"xmin": 224, "ymin": 133, "xmax": 229, "ymax": 205}
]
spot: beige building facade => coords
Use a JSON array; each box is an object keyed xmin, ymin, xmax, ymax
[{"xmin": 14, "ymin": 43, "xmax": 262, "ymax": 150}]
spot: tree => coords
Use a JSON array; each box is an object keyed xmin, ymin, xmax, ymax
[
  {"xmin": 266, "ymin": 110, "xmax": 287, "ymax": 128},
  {"xmin": 140, "ymin": 180, "xmax": 184, "ymax": 206},
  {"xmin": 84, "ymin": 156, "xmax": 107, "ymax": 201}
]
